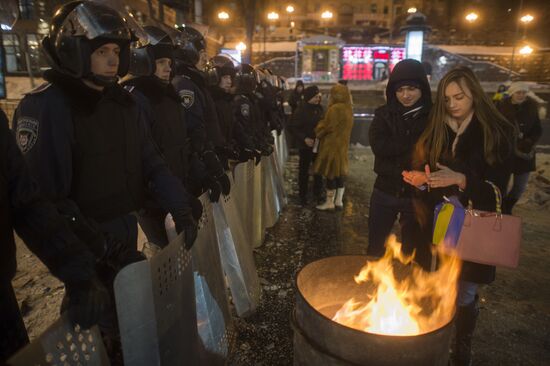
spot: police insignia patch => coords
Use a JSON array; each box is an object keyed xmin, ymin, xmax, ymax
[
  {"xmin": 16, "ymin": 116, "xmax": 39, "ymax": 153},
  {"xmin": 179, "ymin": 90, "xmax": 195, "ymax": 109},
  {"xmin": 241, "ymin": 104, "xmax": 250, "ymax": 117}
]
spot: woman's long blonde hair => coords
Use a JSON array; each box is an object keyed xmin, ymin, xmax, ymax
[{"xmin": 415, "ymin": 67, "xmax": 516, "ymax": 169}]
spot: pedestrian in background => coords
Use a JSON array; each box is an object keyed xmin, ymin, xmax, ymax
[
  {"xmin": 313, "ymin": 83, "xmax": 354, "ymax": 211},
  {"xmin": 492, "ymin": 84, "xmax": 507, "ymax": 102},
  {"xmin": 366, "ymin": 59, "xmax": 432, "ymax": 267},
  {"xmin": 497, "ymin": 82, "xmax": 543, "ymax": 214},
  {"xmin": 288, "ymin": 80, "xmax": 304, "ymax": 113},
  {"xmin": 403, "ymin": 66, "xmax": 515, "ymax": 366},
  {"xmin": 289, "ymin": 85, "xmax": 324, "ymax": 206}
]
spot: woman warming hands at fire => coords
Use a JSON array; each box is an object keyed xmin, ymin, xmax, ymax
[{"xmin": 402, "ymin": 66, "xmax": 516, "ymax": 366}]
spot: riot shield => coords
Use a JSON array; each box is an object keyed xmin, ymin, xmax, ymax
[
  {"xmin": 113, "ymin": 234, "xmax": 199, "ymax": 366},
  {"xmin": 212, "ymin": 174, "xmax": 261, "ymax": 317},
  {"xmin": 261, "ymin": 155, "xmax": 279, "ymax": 229},
  {"xmin": 192, "ymin": 193, "xmax": 235, "ymax": 365},
  {"xmin": 232, "ymin": 161, "xmax": 253, "ymax": 247},
  {"xmin": 8, "ymin": 314, "xmax": 109, "ymax": 366},
  {"xmin": 251, "ymin": 159, "xmax": 264, "ymax": 247},
  {"xmin": 270, "ymin": 151, "xmax": 288, "ymax": 209}
]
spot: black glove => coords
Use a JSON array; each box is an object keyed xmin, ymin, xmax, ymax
[
  {"xmin": 65, "ymin": 277, "xmax": 110, "ymax": 329},
  {"xmin": 101, "ymin": 233, "xmax": 145, "ymax": 270},
  {"xmin": 202, "ymin": 149, "xmax": 225, "ymax": 179},
  {"xmin": 218, "ymin": 174, "xmax": 231, "ymax": 196},
  {"xmin": 174, "ymin": 215, "xmax": 198, "ymax": 250},
  {"xmin": 203, "ymin": 175, "xmax": 222, "ymax": 202},
  {"xmin": 239, "ymin": 148, "xmax": 254, "ymax": 162},
  {"xmin": 261, "ymin": 144, "xmax": 273, "ymax": 156},
  {"xmin": 266, "ymin": 134, "xmax": 275, "ymax": 145},
  {"xmin": 190, "ymin": 195, "xmax": 204, "ymax": 221}
]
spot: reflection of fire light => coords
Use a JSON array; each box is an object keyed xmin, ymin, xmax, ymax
[{"xmin": 332, "ymin": 235, "xmax": 461, "ymax": 336}]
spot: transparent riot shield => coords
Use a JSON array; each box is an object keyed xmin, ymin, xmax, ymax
[
  {"xmin": 8, "ymin": 314, "xmax": 109, "ymax": 366},
  {"xmin": 261, "ymin": 155, "xmax": 279, "ymax": 229},
  {"xmin": 192, "ymin": 193, "xmax": 235, "ymax": 365},
  {"xmin": 212, "ymin": 174, "xmax": 261, "ymax": 317},
  {"xmin": 113, "ymin": 233, "xmax": 199, "ymax": 366},
  {"xmin": 270, "ymin": 151, "xmax": 288, "ymax": 209},
  {"xmin": 251, "ymin": 159, "xmax": 264, "ymax": 247},
  {"xmin": 232, "ymin": 161, "xmax": 253, "ymax": 247}
]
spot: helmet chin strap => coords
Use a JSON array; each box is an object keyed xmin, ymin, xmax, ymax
[{"xmin": 84, "ymin": 73, "xmax": 118, "ymax": 87}]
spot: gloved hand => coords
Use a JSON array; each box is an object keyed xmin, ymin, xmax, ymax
[
  {"xmin": 65, "ymin": 277, "xmax": 110, "ymax": 329},
  {"xmin": 202, "ymin": 175, "xmax": 222, "ymax": 202},
  {"xmin": 238, "ymin": 148, "xmax": 254, "ymax": 162},
  {"xmin": 174, "ymin": 214, "xmax": 198, "ymax": 250},
  {"xmin": 190, "ymin": 195, "xmax": 204, "ymax": 221},
  {"xmin": 101, "ymin": 233, "xmax": 145, "ymax": 270},
  {"xmin": 260, "ymin": 144, "xmax": 273, "ymax": 156},
  {"xmin": 202, "ymin": 149, "xmax": 225, "ymax": 179},
  {"xmin": 266, "ymin": 134, "xmax": 275, "ymax": 145},
  {"xmin": 218, "ymin": 174, "xmax": 231, "ymax": 196}
]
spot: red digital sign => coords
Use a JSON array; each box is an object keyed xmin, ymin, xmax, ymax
[{"xmin": 341, "ymin": 46, "xmax": 406, "ymax": 80}]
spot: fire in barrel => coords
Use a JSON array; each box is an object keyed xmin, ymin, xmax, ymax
[{"xmin": 293, "ymin": 236, "xmax": 461, "ymax": 366}]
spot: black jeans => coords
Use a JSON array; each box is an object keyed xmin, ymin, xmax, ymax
[
  {"xmin": 298, "ymin": 148, "xmax": 323, "ymax": 200},
  {"xmin": 0, "ymin": 282, "xmax": 29, "ymax": 361},
  {"xmin": 367, "ymin": 188, "xmax": 431, "ymax": 269},
  {"xmin": 327, "ymin": 177, "xmax": 345, "ymax": 190}
]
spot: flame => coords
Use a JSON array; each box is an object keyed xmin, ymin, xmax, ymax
[{"xmin": 332, "ymin": 235, "xmax": 461, "ymax": 336}]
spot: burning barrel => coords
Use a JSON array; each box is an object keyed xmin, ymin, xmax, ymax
[{"xmin": 293, "ymin": 253, "xmax": 456, "ymax": 366}]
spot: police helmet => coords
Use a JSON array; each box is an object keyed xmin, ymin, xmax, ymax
[
  {"xmin": 173, "ymin": 25, "xmax": 206, "ymax": 67},
  {"xmin": 41, "ymin": 1, "xmax": 134, "ymax": 82},
  {"xmin": 129, "ymin": 25, "xmax": 174, "ymax": 77}
]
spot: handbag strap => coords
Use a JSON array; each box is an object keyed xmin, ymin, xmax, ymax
[{"xmin": 466, "ymin": 180, "xmax": 502, "ymax": 215}]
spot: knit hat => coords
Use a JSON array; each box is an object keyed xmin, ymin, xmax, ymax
[
  {"xmin": 303, "ymin": 85, "xmax": 320, "ymax": 102},
  {"xmin": 394, "ymin": 79, "xmax": 421, "ymax": 91},
  {"xmin": 507, "ymin": 82, "xmax": 529, "ymax": 95}
]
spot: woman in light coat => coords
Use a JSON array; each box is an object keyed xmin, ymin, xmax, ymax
[{"xmin": 314, "ymin": 83, "xmax": 354, "ymax": 210}]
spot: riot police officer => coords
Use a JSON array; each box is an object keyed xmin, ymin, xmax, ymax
[
  {"xmin": 121, "ymin": 25, "xmax": 203, "ymax": 247},
  {"xmin": 209, "ymin": 55, "xmax": 255, "ymax": 163},
  {"xmin": 171, "ymin": 26, "xmax": 230, "ymax": 200},
  {"xmin": 12, "ymin": 1, "xmax": 198, "ymax": 359}
]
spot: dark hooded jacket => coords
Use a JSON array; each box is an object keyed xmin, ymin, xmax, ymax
[
  {"xmin": 369, "ymin": 59, "xmax": 432, "ymax": 197},
  {"xmin": 288, "ymin": 80, "xmax": 304, "ymax": 113},
  {"xmin": 496, "ymin": 96, "xmax": 542, "ymax": 173}
]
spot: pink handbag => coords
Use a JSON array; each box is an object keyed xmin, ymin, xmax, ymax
[{"xmin": 455, "ymin": 181, "xmax": 522, "ymax": 268}]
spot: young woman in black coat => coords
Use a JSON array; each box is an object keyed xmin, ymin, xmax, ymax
[
  {"xmin": 402, "ymin": 66, "xmax": 516, "ymax": 366},
  {"xmin": 496, "ymin": 82, "xmax": 543, "ymax": 214}
]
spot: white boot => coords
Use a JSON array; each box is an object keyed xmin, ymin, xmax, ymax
[
  {"xmin": 335, "ymin": 187, "xmax": 345, "ymax": 209},
  {"xmin": 316, "ymin": 190, "xmax": 335, "ymax": 210}
]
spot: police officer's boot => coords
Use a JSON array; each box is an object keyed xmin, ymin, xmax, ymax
[{"xmin": 453, "ymin": 298, "xmax": 479, "ymax": 366}]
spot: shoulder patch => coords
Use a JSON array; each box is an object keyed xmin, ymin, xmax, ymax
[
  {"xmin": 24, "ymin": 82, "xmax": 52, "ymax": 95},
  {"xmin": 240, "ymin": 103, "xmax": 250, "ymax": 117},
  {"xmin": 179, "ymin": 89, "xmax": 195, "ymax": 109},
  {"xmin": 16, "ymin": 116, "xmax": 39, "ymax": 153}
]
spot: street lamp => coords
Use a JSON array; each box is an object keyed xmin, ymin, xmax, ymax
[
  {"xmin": 236, "ymin": 41, "xmax": 247, "ymax": 52},
  {"xmin": 407, "ymin": 7, "xmax": 417, "ymax": 14},
  {"xmin": 217, "ymin": 11, "xmax": 229, "ymax": 21},
  {"xmin": 321, "ymin": 10, "xmax": 333, "ymax": 20},
  {"xmin": 267, "ymin": 12, "xmax": 280, "ymax": 21},
  {"xmin": 519, "ymin": 44, "xmax": 533, "ymax": 55},
  {"xmin": 520, "ymin": 14, "xmax": 534, "ymax": 23},
  {"xmin": 465, "ymin": 12, "xmax": 478, "ymax": 23},
  {"xmin": 286, "ymin": 5, "xmax": 295, "ymax": 14}
]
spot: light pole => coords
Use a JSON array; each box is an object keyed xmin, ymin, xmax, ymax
[
  {"xmin": 509, "ymin": 0, "xmax": 524, "ymax": 78},
  {"xmin": 321, "ymin": 10, "xmax": 333, "ymax": 35},
  {"xmin": 520, "ymin": 14, "xmax": 533, "ymax": 39},
  {"xmin": 464, "ymin": 12, "xmax": 478, "ymax": 44}
]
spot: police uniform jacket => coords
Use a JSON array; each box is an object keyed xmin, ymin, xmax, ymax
[{"xmin": 12, "ymin": 70, "xmax": 192, "ymax": 242}]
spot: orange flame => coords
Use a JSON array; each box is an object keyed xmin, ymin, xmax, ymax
[{"xmin": 332, "ymin": 235, "xmax": 461, "ymax": 336}]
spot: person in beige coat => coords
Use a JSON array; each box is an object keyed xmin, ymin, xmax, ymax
[{"xmin": 313, "ymin": 83, "xmax": 354, "ymax": 210}]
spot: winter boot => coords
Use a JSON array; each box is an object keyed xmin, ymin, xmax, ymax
[
  {"xmin": 316, "ymin": 190, "xmax": 335, "ymax": 211},
  {"xmin": 453, "ymin": 298, "xmax": 479, "ymax": 366},
  {"xmin": 334, "ymin": 187, "xmax": 345, "ymax": 210}
]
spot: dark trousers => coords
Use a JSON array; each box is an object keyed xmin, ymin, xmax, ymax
[
  {"xmin": 367, "ymin": 188, "xmax": 431, "ymax": 269},
  {"xmin": 0, "ymin": 282, "xmax": 29, "ymax": 362},
  {"xmin": 298, "ymin": 148, "xmax": 323, "ymax": 201},
  {"xmin": 327, "ymin": 177, "xmax": 345, "ymax": 189}
]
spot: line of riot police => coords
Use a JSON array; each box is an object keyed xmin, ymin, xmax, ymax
[{"xmin": 0, "ymin": 0, "xmax": 289, "ymax": 364}]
